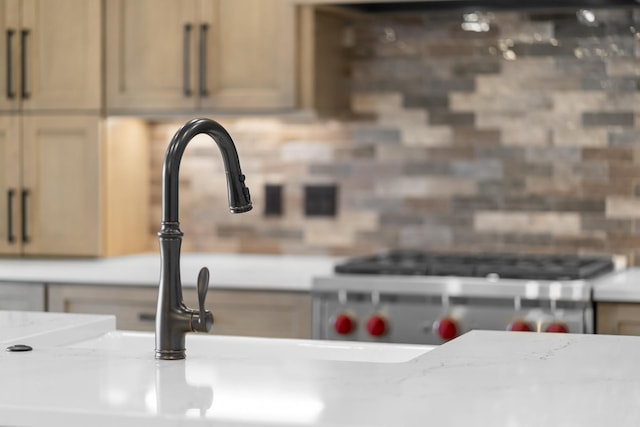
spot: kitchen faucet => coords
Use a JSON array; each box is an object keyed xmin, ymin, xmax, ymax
[{"xmin": 155, "ymin": 118, "xmax": 252, "ymax": 360}]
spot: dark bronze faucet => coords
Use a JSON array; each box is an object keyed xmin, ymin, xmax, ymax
[{"xmin": 155, "ymin": 118, "xmax": 252, "ymax": 360}]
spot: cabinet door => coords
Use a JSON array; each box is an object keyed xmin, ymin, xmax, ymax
[
  {"xmin": 105, "ymin": 0, "xmax": 198, "ymax": 113},
  {"xmin": 21, "ymin": 115, "xmax": 101, "ymax": 256},
  {"xmin": 208, "ymin": 290, "xmax": 312, "ymax": 338},
  {"xmin": 20, "ymin": 0, "xmax": 101, "ymax": 111},
  {"xmin": 0, "ymin": 0, "xmax": 20, "ymax": 112},
  {"xmin": 48, "ymin": 285, "xmax": 159, "ymax": 331},
  {"xmin": 597, "ymin": 302, "xmax": 640, "ymax": 335},
  {"xmin": 0, "ymin": 115, "xmax": 20, "ymax": 255},
  {"xmin": 198, "ymin": 0, "xmax": 296, "ymax": 111}
]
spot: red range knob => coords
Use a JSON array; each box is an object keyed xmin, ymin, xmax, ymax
[
  {"xmin": 436, "ymin": 317, "xmax": 458, "ymax": 341},
  {"xmin": 333, "ymin": 314, "xmax": 355, "ymax": 335},
  {"xmin": 545, "ymin": 323, "xmax": 568, "ymax": 333},
  {"xmin": 366, "ymin": 315, "xmax": 387, "ymax": 337},
  {"xmin": 508, "ymin": 320, "xmax": 532, "ymax": 332}
]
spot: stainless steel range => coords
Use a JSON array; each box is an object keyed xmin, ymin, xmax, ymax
[{"xmin": 312, "ymin": 251, "xmax": 614, "ymax": 344}]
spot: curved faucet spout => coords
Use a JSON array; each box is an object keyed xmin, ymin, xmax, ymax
[
  {"xmin": 162, "ymin": 118, "xmax": 252, "ymax": 223},
  {"xmin": 156, "ymin": 118, "xmax": 252, "ymax": 361}
]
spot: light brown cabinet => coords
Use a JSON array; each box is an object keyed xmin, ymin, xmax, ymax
[
  {"xmin": 105, "ymin": 0, "xmax": 296, "ymax": 114},
  {"xmin": 207, "ymin": 289, "xmax": 311, "ymax": 339},
  {"xmin": 0, "ymin": 116, "xmax": 150, "ymax": 257},
  {"xmin": 0, "ymin": 0, "xmax": 102, "ymax": 112},
  {"xmin": 21, "ymin": 116, "xmax": 101, "ymax": 256},
  {"xmin": 0, "ymin": 0, "xmax": 144, "ymax": 258},
  {"xmin": 596, "ymin": 302, "xmax": 640, "ymax": 335},
  {"xmin": 297, "ymin": 4, "xmax": 361, "ymax": 117},
  {"xmin": 0, "ymin": 115, "xmax": 19, "ymax": 255},
  {"xmin": 48, "ymin": 284, "xmax": 312, "ymax": 339}
]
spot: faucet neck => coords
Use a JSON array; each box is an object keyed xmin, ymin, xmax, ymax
[{"xmin": 161, "ymin": 118, "xmax": 251, "ymax": 224}]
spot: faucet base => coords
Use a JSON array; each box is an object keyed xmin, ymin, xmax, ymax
[{"xmin": 155, "ymin": 348, "xmax": 186, "ymax": 360}]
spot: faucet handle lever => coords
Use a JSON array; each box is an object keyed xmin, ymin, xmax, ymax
[
  {"xmin": 192, "ymin": 267, "xmax": 213, "ymax": 333},
  {"xmin": 197, "ymin": 266, "xmax": 209, "ymax": 315}
]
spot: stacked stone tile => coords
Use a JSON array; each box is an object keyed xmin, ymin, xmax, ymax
[{"xmin": 149, "ymin": 8, "xmax": 640, "ymax": 264}]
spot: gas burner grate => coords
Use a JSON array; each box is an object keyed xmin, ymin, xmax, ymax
[{"xmin": 334, "ymin": 251, "xmax": 614, "ymax": 281}]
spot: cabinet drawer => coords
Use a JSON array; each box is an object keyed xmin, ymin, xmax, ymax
[{"xmin": 47, "ymin": 285, "xmax": 312, "ymax": 338}]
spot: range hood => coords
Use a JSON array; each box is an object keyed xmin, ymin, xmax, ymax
[{"xmin": 336, "ymin": 0, "xmax": 640, "ymax": 13}]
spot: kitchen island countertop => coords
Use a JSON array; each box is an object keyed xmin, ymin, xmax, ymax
[
  {"xmin": 2, "ymin": 311, "xmax": 640, "ymax": 426},
  {"xmin": 0, "ymin": 253, "xmax": 338, "ymax": 292},
  {"xmin": 0, "ymin": 311, "xmax": 114, "ymax": 346}
]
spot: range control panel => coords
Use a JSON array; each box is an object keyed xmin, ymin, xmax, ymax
[{"xmin": 312, "ymin": 292, "xmax": 592, "ymax": 345}]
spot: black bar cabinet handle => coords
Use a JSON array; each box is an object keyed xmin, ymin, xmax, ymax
[
  {"xmin": 138, "ymin": 313, "xmax": 156, "ymax": 322},
  {"xmin": 6, "ymin": 29, "xmax": 14, "ymax": 99},
  {"xmin": 6, "ymin": 189, "xmax": 14, "ymax": 243},
  {"xmin": 183, "ymin": 24, "xmax": 192, "ymax": 97},
  {"xmin": 21, "ymin": 189, "xmax": 29, "ymax": 243},
  {"xmin": 20, "ymin": 29, "xmax": 29, "ymax": 99},
  {"xmin": 198, "ymin": 23, "xmax": 208, "ymax": 96}
]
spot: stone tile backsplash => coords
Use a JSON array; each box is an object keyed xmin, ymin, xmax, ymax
[{"xmin": 149, "ymin": 8, "xmax": 640, "ymax": 264}]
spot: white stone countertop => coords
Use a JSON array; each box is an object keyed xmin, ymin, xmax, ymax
[
  {"xmin": 0, "ymin": 311, "xmax": 115, "ymax": 347},
  {"xmin": 2, "ymin": 310, "xmax": 640, "ymax": 427},
  {"xmin": 0, "ymin": 253, "xmax": 338, "ymax": 291},
  {"xmin": 5, "ymin": 254, "xmax": 640, "ymax": 302},
  {"xmin": 592, "ymin": 267, "xmax": 640, "ymax": 302}
]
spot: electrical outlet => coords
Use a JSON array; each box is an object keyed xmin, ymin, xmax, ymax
[
  {"xmin": 264, "ymin": 184, "xmax": 283, "ymax": 216},
  {"xmin": 304, "ymin": 184, "xmax": 337, "ymax": 217}
]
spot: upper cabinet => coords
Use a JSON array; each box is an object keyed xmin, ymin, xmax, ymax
[
  {"xmin": 0, "ymin": 0, "xmax": 102, "ymax": 113},
  {"xmin": 199, "ymin": 0, "xmax": 296, "ymax": 112},
  {"xmin": 105, "ymin": 0, "xmax": 296, "ymax": 114}
]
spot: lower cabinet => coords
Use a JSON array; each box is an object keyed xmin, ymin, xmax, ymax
[
  {"xmin": 47, "ymin": 284, "xmax": 311, "ymax": 339},
  {"xmin": 208, "ymin": 289, "xmax": 311, "ymax": 339},
  {"xmin": 0, "ymin": 282, "xmax": 46, "ymax": 311},
  {"xmin": 596, "ymin": 302, "xmax": 640, "ymax": 335},
  {"xmin": 48, "ymin": 285, "xmax": 158, "ymax": 332}
]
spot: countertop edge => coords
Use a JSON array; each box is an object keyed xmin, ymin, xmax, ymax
[
  {"xmin": 0, "ymin": 253, "xmax": 340, "ymax": 293},
  {"xmin": 593, "ymin": 268, "xmax": 640, "ymax": 303}
]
